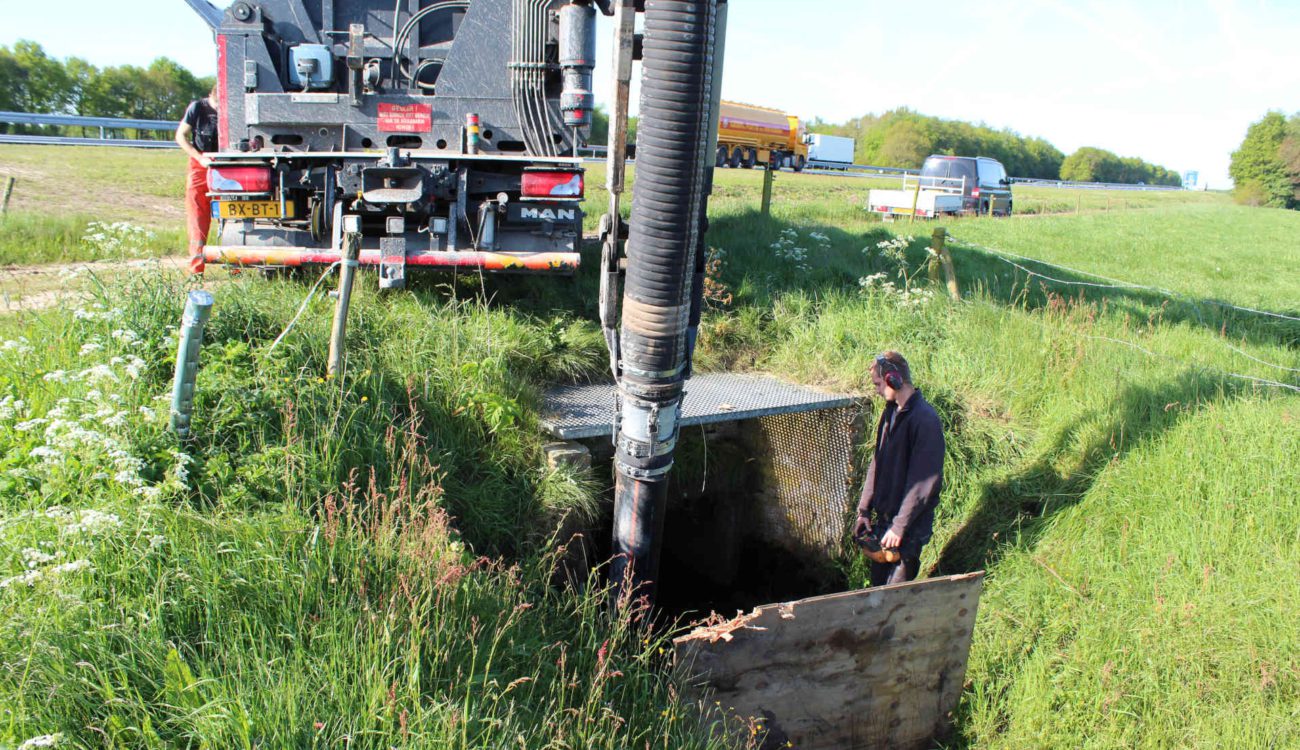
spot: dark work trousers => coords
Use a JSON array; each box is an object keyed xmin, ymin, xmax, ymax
[{"xmin": 869, "ymin": 555, "xmax": 921, "ymax": 587}]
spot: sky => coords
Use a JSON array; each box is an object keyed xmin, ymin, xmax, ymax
[{"xmin": 4, "ymin": 0, "xmax": 1298, "ymax": 188}]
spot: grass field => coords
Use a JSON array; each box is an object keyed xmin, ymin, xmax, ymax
[{"xmin": 0, "ymin": 144, "xmax": 1297, "ymax": 748}]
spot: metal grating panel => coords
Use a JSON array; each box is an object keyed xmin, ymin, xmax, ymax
[
  {"xmin": 747, "ymin": 407, "xmax": 863, "ymax": 558},
  {"xmin": 539, "ymin": 373, "xmax": 856, "ymax": 440}
]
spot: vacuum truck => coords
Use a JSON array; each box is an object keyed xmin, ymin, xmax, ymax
[
  {"xmin": 188, "ymin": 0, "xmax": 727, "ymax": 599},
  {"xmin": 185, "ymin": 0, "xmax": 602, "ymax": 284}
]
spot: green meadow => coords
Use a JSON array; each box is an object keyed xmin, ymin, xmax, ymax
[{"xmin": 0, "ymin": 146, "xmax": 1296, "ymax": 748}]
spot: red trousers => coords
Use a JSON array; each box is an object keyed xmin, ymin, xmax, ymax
[{"xmin": 185, "ymin": 158, "xmax": 211, "ymax": 275}]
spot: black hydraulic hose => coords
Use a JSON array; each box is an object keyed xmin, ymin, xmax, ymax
[{"xmin": 610, "ymin": 0, "xmax": 717, "ymax": 601}]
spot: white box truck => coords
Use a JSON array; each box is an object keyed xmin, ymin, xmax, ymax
[{"xmin": 806, "ymin": 134, "xmax": 855, "ymax": 169}]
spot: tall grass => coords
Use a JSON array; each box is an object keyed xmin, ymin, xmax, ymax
[
  {"xmin": 693, "ymin": 197, "xmax": 1299, "ymax": 747},
  {"xmin": 0, "ymin": 143, "xmax": 1296, "ymax": 746},
  {"xmin": 0, "ymin": 272, "xmax": 743, "ymax": 747}
]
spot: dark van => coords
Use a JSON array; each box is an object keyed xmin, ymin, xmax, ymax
[{"xmin": 919, "ymin": 155, "xmax": 1013, "ymax": 215}]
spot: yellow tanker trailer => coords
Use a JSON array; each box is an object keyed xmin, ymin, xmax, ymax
[{"xmin": 715, "ymin": 100, "xmax": 808, "ymax": 171}]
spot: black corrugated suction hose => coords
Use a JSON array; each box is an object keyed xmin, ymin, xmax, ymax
[
  {"xmin": 610, "ymin": 0, "xmax": 716, "ymax": 598},
  {"xmin": 620, "ymin": 0, "xmax": 712, "ymax": 378}
]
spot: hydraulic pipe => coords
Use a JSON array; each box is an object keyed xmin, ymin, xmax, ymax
[
  {"xmin": 559, "ymin": 1, "xmax": 597, "ymax": 128},
  {"xmin": 170, "ymin": 290, "xmax": 215, "ymax": 441},
  {"xmin": 610, "ymin": 0, "xmax": 720, "ymax": 602}
]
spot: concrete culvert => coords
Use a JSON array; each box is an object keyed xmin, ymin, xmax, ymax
[{"xmin": 541, "ymin": 372, "xmax": 986, "ymax": 750}]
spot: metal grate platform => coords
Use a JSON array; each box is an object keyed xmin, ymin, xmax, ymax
[{"xmin": 540, "ymin": 373, "xmax": 856, "ymax": 440}]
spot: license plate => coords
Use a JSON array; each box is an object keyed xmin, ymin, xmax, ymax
[{"xmin": 214, "ymin": 200, "xmax": 290, "ymax": 219}]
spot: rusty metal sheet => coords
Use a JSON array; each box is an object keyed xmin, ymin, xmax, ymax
[{"xmin": 674, "ymin": 572, "xmax": 984, "ymax": 750}]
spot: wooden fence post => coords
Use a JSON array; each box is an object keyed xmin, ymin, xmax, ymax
[
  {"xmin": 0, "ymin": 177, "xmax": 14, "ymax": 217},
  {"xmin": 931, "ymin": 227, "xmax": 960, "ymax": 300},
  {"xmin": 760, "ymin": 165, "xmax": 774, "ymax": 216}
]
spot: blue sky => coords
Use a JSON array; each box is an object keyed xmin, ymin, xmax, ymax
[{"xmin": 4, "ymin": 0, "xmax": 1298, "ymax": 187}]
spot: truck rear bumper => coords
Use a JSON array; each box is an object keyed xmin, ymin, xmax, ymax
[{"xmin": 203, "ymin": 246, "xmax": 579, "ymax": 273}]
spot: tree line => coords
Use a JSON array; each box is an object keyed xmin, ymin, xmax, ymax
[
  {"xmin": 0, "ymin": 41, "xmax": 213, "ymax": 134},
  {"xmin": 3, "ymin": 39, "xmax": 1197, "ymax": 189},
  {"xmin": 1229, "ymin": 112, "xmax": 1300, "ymax": 209},
  {"xmin": 1059, "ymin": 147, "xmax": 1182, "ymax": 186},
  {"xmin": 809, "ymin": 108, "xmax": 1182, "ymax": 185}
]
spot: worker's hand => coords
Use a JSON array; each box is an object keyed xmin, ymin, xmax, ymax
[
  {"xmin": 880, "ymin": 528, "xmax": 903, "ymax": 549},
  {"xmin": 197, "ymin": 155, "xmax": 213, "ymax": 168},
  {"xmin": 852, "ymin": 514, "xmax": 870, "ymax": 538}
]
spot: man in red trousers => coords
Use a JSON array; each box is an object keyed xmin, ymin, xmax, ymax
[{"xmin": 174, "ymin": 87, "xmax": 220, "ymax": 276}]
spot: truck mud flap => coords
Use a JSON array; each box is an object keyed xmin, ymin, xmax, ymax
[
  {"xmin": 673, "ymin": 572, "xmax": 984, "ymax": 750},
  {"xmin": 203, "ymin": 246, "xmax": 579, "ymax": 274}
]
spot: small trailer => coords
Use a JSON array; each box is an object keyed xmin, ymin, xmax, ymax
[{"xmin": 866, "ymin": 174, "xmax": 967, "ymax": 220}]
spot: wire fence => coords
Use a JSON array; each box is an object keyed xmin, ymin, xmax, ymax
[
  {"xmin": 945, "ymin": 232, "xmax": 1300, "ymax": 323},
  {"xmin": 940, "ymin": 232, "xmax": 1300, "ymax": 395}
]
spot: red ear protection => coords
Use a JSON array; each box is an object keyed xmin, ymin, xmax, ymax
[{"xmin": 876, "ymin": 354, "xmax": 904, "ymax": 390}]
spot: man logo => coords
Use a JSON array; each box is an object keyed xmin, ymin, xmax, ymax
[{"xmin": 520, "ymin": 206, "xmax": 576, "ymax": 222}]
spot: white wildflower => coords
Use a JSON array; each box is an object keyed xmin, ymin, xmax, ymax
[
  {"xmin": 76, "ymin": 365, "xmax": 119, "ymax": 384},
  {"xmin": 1, "ymin": 569, "xmax": 43, "ymax": 588},
  {"xmin": 18, "ymin": 734, "xmax": 64, "ymax": 750},
  {"xmin": 21, "ymin": 548, "xmax": 61, "ymax": 568},
  {"xmin": 138, "ymin": 406, "xmax": 156, "ymax": 419},
  {"xmin": 15, "ymin": 418, "xmax": 47, "ymax": 432},
  {"xmin": 65, "ymin": 509, "xmax": 122, "ymax": 535},
  {"xmin": 111, "ymin": 452, "xmax": 144, "ymax": 472},
  {"xmin": 42, "ymin": 371, "xmax": 70, "ymax": 383},
  {"xmin": 0, "ymin": 395, "xmax": 25, "ymax": 420},
  {"xmin": 111, "ymin": 329, "xmax": 141, "ymax": 344},
  {"xmin": 50, "ymin": 559, "xmax": 91, "ymax": 575},
  {"xmin": 149, "ymin": 534, "xmax": 167, "ymax": 549},
  {"xmin": 123, "ymin": 356, "xmax": 146, "ymax": 380},
  {"xmin": 29, "ymin": 446, "xmax": 63, "ymax": 462},
  {"xmin": 1, "ymin": 338, "xmax": 33, "ymax": 356},
  {"xmin": 114, "ymin": 470, "xmax": 145, "ymax": 488},
  {"xmin": 79, "ymin": 342, "xmax": 104, "ymax": 356}
]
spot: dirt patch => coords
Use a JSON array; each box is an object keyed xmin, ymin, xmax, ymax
[{"xmin": 0, "ymin": 256, "xmax": 191, "ymax": 313}]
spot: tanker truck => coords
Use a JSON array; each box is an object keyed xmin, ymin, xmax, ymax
[
  {"xmin": 714, "ymin": 100, "xmax": 807, "ymax": 171},
  {"xmin": 185, "ymin": 0, "xmax": 603, "ymax": 284}
]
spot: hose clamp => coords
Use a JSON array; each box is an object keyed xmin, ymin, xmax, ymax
[
  {"xmin": 620, "ymin": 361, "xmax": 685, "ymax": 380},
  {"xmin": 615, "ymin": 460, "xmax": 674, "ymax": 480}
]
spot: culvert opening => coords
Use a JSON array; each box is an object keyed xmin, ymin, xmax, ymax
[{"xmin": 541, "ymin": 374, "xmax": 865, "ymax": 620}]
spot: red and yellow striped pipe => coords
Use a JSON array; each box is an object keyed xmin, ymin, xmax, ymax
[{"xmin": 203, "ymin": 246, "xmax": 579, "ymax": 273}]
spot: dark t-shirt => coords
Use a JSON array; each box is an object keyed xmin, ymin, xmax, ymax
[{"xmin": 182, "ymin": 99, "xmax": 219, "ymax": 153}]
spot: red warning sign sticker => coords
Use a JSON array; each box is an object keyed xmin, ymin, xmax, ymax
[{"xmin": 377, "ymin": 103, "xmax": 432, "ymax": 133}]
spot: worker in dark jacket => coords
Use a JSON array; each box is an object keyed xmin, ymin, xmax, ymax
[{"xmin": 852, "ymin": 351, "xmax": 945, "ymax": 587}]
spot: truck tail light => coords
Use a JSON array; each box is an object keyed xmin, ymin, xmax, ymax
[
  {"xmin": 521, "ymin": 170, "xmax": 583, "ymax": 199},
  {"xmin": 208, "ymin": 166, "xmax": 273, "ymax": 194},
  {"xmin": 971, "ymin": 188, "xmax": 981, "ymax": 198}
]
